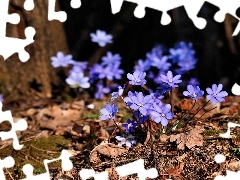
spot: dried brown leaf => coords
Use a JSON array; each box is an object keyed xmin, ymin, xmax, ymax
[
  {"xmin": 90, "ymin": 142, "xmax": 127, "ymax": 165},
  {"xmin": 162, "ymin": 162, "xmax": 184, "ymax": 177},
  {"xmin": 170, "ymin": 126, "xmax": 204, "ymax": 150}
]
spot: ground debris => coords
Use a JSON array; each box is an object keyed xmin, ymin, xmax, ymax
[{"xmin": 170, "ymin": 125, "xmax": 204, "ymax": 150}]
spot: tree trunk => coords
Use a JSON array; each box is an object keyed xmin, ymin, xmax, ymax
[{"xmin": 0, "ymin": 0, "xmax": 68, "ymax": 101}]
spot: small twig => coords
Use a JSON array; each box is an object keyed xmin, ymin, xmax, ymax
[
  {"xmin": 4, "ymin": 168, "xmax": 14, "ymax": 180},
  {"xmin": 30, "ymin": 145, "xmax": 59, "ymax": 154}
]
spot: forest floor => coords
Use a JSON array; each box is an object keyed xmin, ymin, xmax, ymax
[{"xmin": 1, "ymin": 93, "xmax": 240, "ymax": 180}]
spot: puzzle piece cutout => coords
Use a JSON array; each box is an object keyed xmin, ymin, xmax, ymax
[
  {"xmin": 110, "ymin": 0, "xmax": 206, "ymax": 28},
  {"xmin": 24, "ymin": 0, "xmax": 81, "ymax": 22},
  {"xmin": 110, "ymin": 0, "xmax": 240, "ymax": 36},
  {"xmin": 207, "ymin": 0, "xmax": 240, "ymax": 36},
  {"xmin": 0, "ymin": 0, "xmax": 35, "ymax": 62},
  {"xmin": 79, "ymin": 159, "xmax": 158, "ymax": 180},
  {"xmin": 219, "ymin": 122, "xmax": 240, "ymax": 138},
  {"xmin": 0, "ymin": 102, "xmax": 28, "ymax": 150},
  {"xmin": 20, "ymin": 149, "xmax": 73, "ymax": 180},
  {"xmin": 214, "ymin": 154, "xmax": 240, "ymax": 179},
  {"xmin": 232, "ymin": 83, "xmax": 240, "ymax": 95},
  {"xmin": 116, "ymin": 159, "xmax": 158, "ymax": 180},
  {"xmin": 0, "ymin": 0, "xmax": 82, "ymax": 62},
  {"xmin": 0, "ymin": 156, "xmax": 15, "ymax": 180}
]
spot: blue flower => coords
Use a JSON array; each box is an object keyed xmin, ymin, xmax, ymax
[
  {"xmin": 89, "ymin": 64, "xmax": 103, "ymax": 82},
  {"xmin": 0, "ymin": 94, "xmax": 4, "ymax": 102},
  {"xmin": 124, "ymin": 92, "xmax": 153, "ymax": 115},
  {"xmin": 148, "ymin": 90, "xmax": 164, "ymax": 103},
  {"xmin": 206, "ymin": 84, "xmax": 228, "ymax": 105},
  {"xmin": 178, "ymin": 55, "xmax": 197, "ymax": 72},
  {"xmin": 115, "ymin": 135, "xmax": 136, "ymax": 147},
  {"xmin": 146, "ymin": 44, "xmax": 167, "ymax": 66},
  {"xmin": 133, "ymin": 110, "xmax": 149, "ymax": 124},
  {"xmin": 127, "ymin": 70, "xmax": 147, "ymax": 86},
  {"xmin": 134, "ymin": 59, "xmax": 151, "ymax": 72},
  {"xmin": 66, "ymin": 72, "xmax": 90, "ymax": 88},
  {"xmin": 124, "ymin": 91, "xmax": 138, "ymax": 106},
  {"xmin": 111, "ymin": 62, "xmax": 124, "ymax": 80},
  {"xmin": 169, "ymin": 41, "xmax": 195, "ymax": 63},
  {"xmin": 160, "ymin": 71, "xmax": 182, "ymax": 88},
  {"xmin": 188, "ymin": 78, "xmax": 199, "ymax": 86},
  {"xmin": 150, "ymin": 56, "xmax": 171, "ymax": 71},
  {"xmin": 183, "ymin": 85, "xmax": 204, "ymax": 100},
  {"xmin": 90, "ymin": 30, "xmax": 113, "ymax": 47},
  {"xmin": 98, "ymin": 66, "xmax": 114, "ymax": 80},
  {"xmin": 100, "ymin": 104, "xmax": 118, "ymax": 120},
  {"xmin": 95, "ymin": 83, "xmax": 110, "ymax": 100},
  {"xmin": 101, "ymin": 52, "xmax": 121, "ymax": 66},
  {"xmin": 122, "ymin": 119, "xmax": 138, "ymax": 132},
  {"xmin": 70, "ymin": 61, "xmax": 88, "ymax": 72},
  {"xmin": 149, "ymin": 102, "xmax": 174, "ymax": 126},
  {"xmin": 156, "ymin": 83, "xmax": 173, "ymax": 95},
  {"xmin": 51, "ymin": 51, "xmax": 73, "ymax": 68},
  {"xmin": 110, "ymin": 85, "xmax": 125, "ymax": 102}
]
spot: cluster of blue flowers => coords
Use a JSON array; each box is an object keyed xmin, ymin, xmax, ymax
[
  {"xmin": 51, "ymin": 51, "xmax": 90, "ymax": 89},
  {"xmin": 99, "ymin": 69, "xmax": 228, "ymax": 147},
  {"xmin": 50, "ymin": 30, "xmax": 125, "ymax": 99},
  {"xmin": 51, "ymin": 29, "xmax": 201, "ymax": 101},
  {"xmin": 50, "ymin": 29, "xmax": 229, "ymax": 148},
  {"xmin": 134, "ymin": 41, "xmax": 199, "ymax": 86},
  {"xmin": 89, "ymin": 51, "xmax": 124, "ymax": 99}
]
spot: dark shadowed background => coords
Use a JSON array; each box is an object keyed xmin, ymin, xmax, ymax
[{"xmin": 59, "ymin": 0, "xmax": 240, "ymax": 93}]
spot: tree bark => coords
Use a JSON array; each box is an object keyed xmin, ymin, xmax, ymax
[{"xmin": 0, "ymin": 0, "xmax": 68, "ymax": 101}]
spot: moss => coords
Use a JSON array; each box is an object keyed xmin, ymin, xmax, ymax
[
  {"xmin": 82, "ymin": 112, "xmax": 100, "ymax": 120},
  {"xmin": 234, "ymin": 131, "xmax": 240, "ymax": 141},
  {"xmin": 232, "ymin": 147, "xmax": 240, "ymax": 155},
  {"xmin": 228, "ymin": 114, "xmax": 240, "ymax": 122},
  {"xmin": 201, "ymin": 129, "xmax": 223, "ymax": 136},
  {"xmin": 0, "ymin": 135, "xmax": 71, "ymax": 179},
  {"xmin": 62, "ymin": 93, "xmax": 74, "ymax": 101}
]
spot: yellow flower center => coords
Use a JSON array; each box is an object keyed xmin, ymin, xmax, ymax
[{"xmin": 135, "ymin": 79, "xmax": 140, "ymax": 83}]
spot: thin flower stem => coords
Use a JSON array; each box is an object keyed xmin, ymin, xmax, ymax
[
  {"xmin": 109, "ymin": 119, "xmax": 125, "ymax": 143},
  {"xmin": 183, "ymin": 100, "xmax": 210, "ymax": 127},
  {"xmin": 199, "ymin": 106, "xmax": 217, "ymax": 119},
  {"xmin": 169, "ymin": 89, "xmax": 172, "ymax": 112},
  {"xmin": 112, "ymin": 119, "xmax": 125, "ymax": 134},
  {"xmin": 181, "ymin": 100, "xmax": 196, "ymax": 120}
]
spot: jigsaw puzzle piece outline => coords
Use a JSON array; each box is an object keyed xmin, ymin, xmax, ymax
[
  {"xmin": 0, "ymin": 102, "xmax": 28, "ymax": 150},
  {"xmin": 70, "ymin": 0, "xmax": 82, "ymax": 9},
  {"xmin": 206, "ymin": 0, "xmax": 240, "ymax": 36},
  {"xmin": 116, "ymin": 159, "xmax": 158, "ymax": 180},
  {"xmin": 0, "ymin": 0, "xmax": 36, "ymax": 62},
  {"xmin": 110, "ymin": 0, "xmax": 207, "ymax": 28},
  {"xmin": 20, "ymin": 150, "xmax": 73, "ymax": 180},
  {"xmin": 0, "ymin": 156, "xmax": 15, "ymax": 180}
]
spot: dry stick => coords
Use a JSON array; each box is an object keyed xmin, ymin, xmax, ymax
[{"xmin": 5, "ymin": 168, "xmax": 14, "ymax": 180}]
